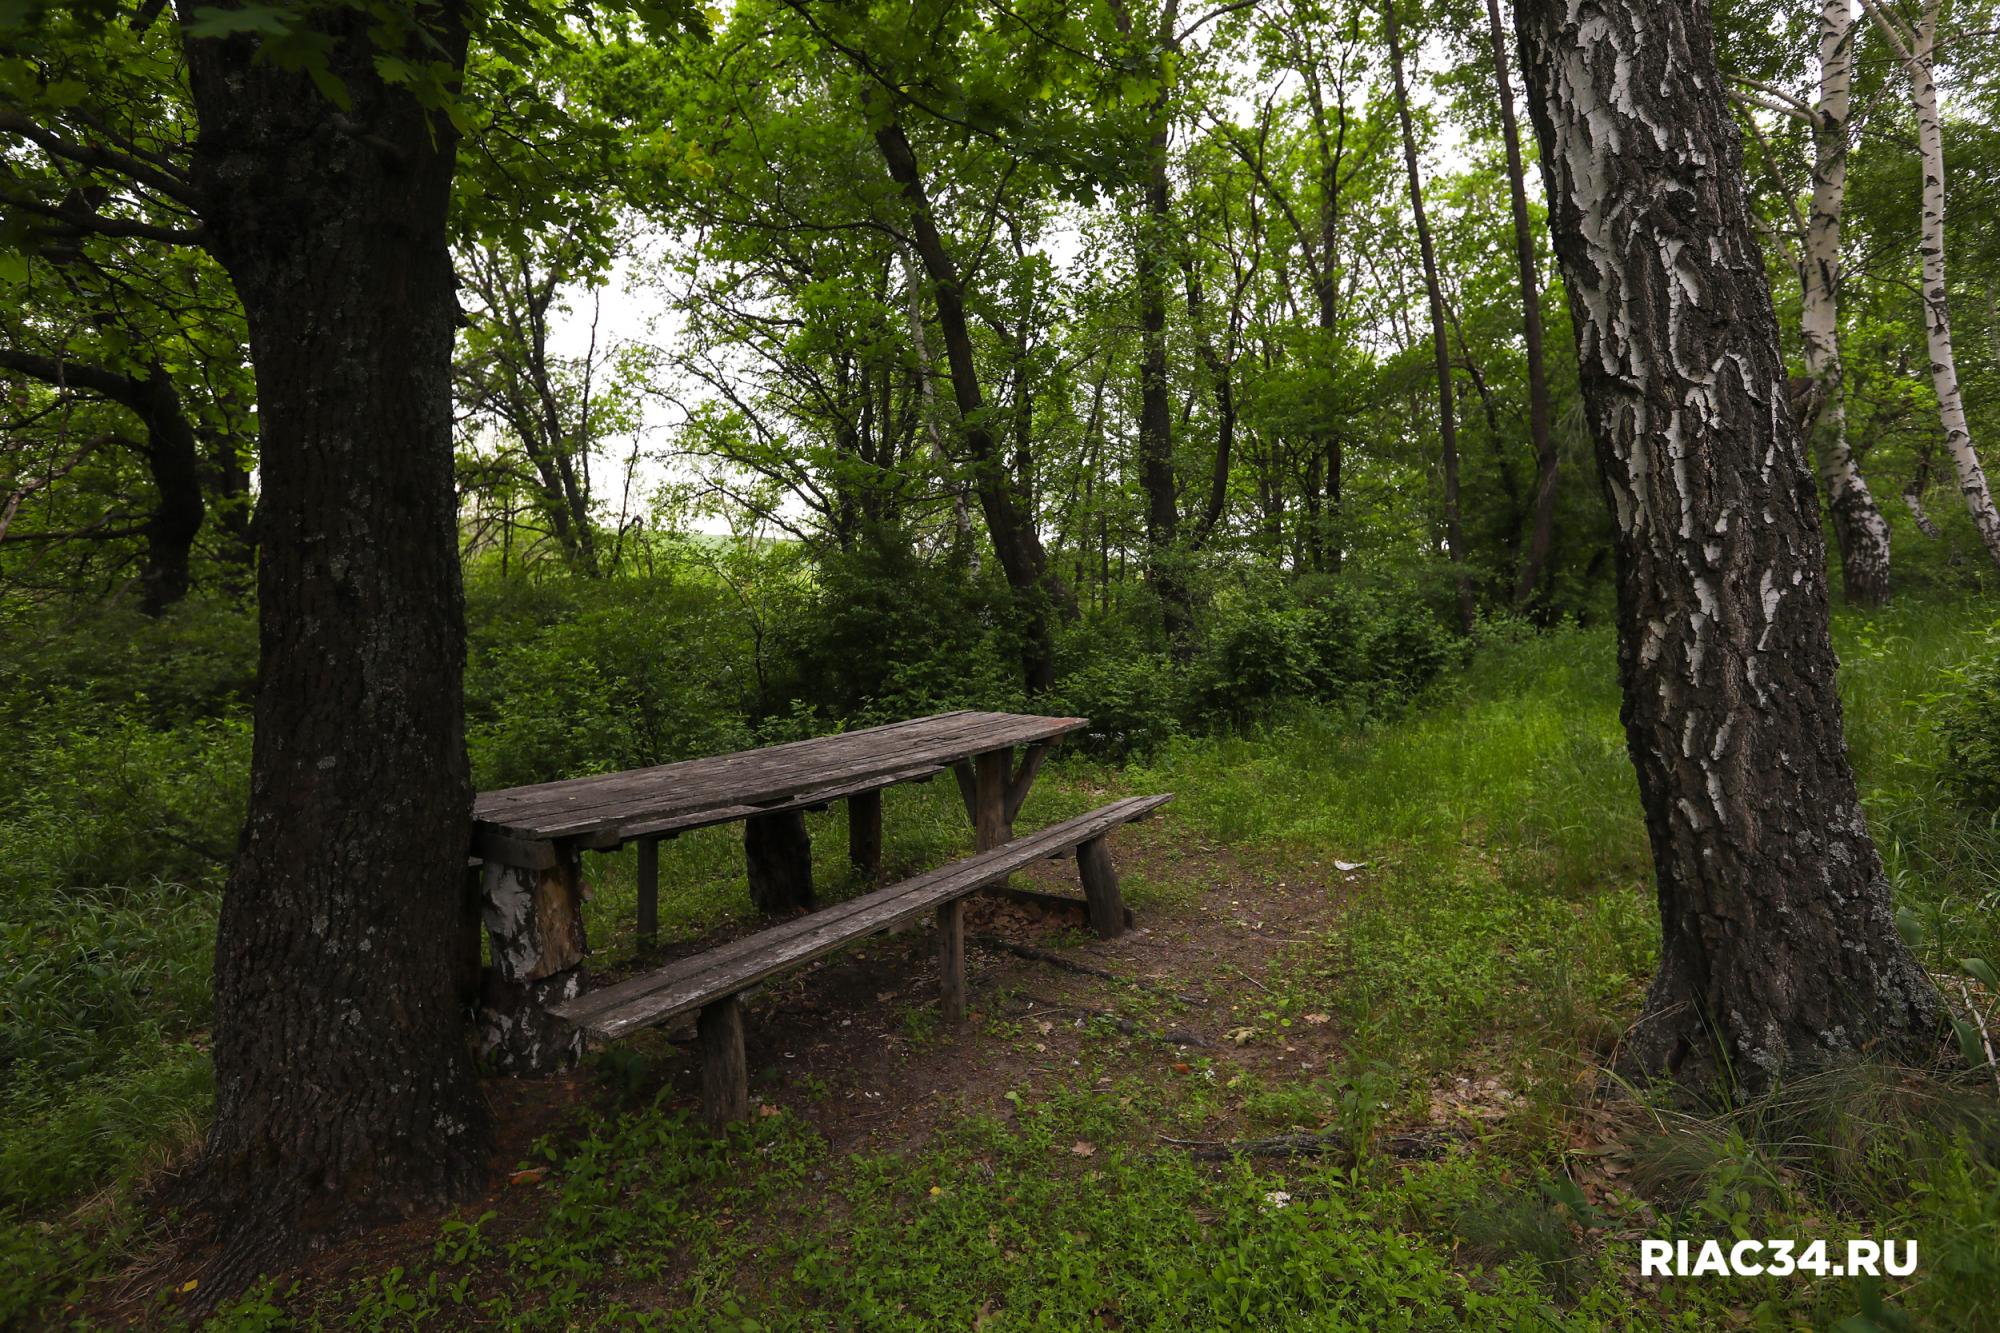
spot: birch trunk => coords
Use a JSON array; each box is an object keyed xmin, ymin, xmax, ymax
[
  {"xmin": 1863, "ymin": 0, "xmax": 2000, "ymax": 568},
  {"xmin": 1514, "ymin": 0, "xmax": 1940, "ymax": 1094},
  {"xmin": 1803, "ymin": 0, "xmax": 1892, "ymax": 603}
]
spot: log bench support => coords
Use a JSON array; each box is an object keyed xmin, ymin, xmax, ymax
[
  {"xmin": 477, "ymin": 847, "xmax": 588, "ymax": 1074},
  {"xmin": 745, "ymin": 809, "xmax": 814, "ymax": 913}
]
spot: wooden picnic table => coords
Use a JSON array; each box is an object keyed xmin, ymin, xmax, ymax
[{"xmin": 470, "ymin": 710, "xmax": 1088, "ymax": 1071}]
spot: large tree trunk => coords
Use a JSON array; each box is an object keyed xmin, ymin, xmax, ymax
[
  {"xmin": 1514, "ymin": 0, "xmax": 1940, "ymax": 1094},
  {"xmin": 872, "ymin": 109, "xmax": 1064, "ymax": 693},
  {"xmin": 1385, "ymin": 0, "xmax": 1474, "ymax": 632},
  {"xmin": 1801, "ymin": 0, "xmax": 1891, "ymax": 604},
  {"xmin": 178, "ymin": 1, "xmax": 491, "ymax": 1291},
  {"xmin": 1861, "ymin": 0, "xmax": 2000, "ymax": 569},
  {"xmin": 1486, "ymin": 0, "xmax": 1561, "ymax": 609}
]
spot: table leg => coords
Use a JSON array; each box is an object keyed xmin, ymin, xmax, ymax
[
  {"xmin": 972, "ymin": 747, "xmax": 1012, "ymax": 852},
  {"xmin": 745, "ymin": 809, "xmax": 814, "ymax": 912},
  {"xmin": 476, "ymin": 848, "xmax": 588, "ymax": 1074},
  {"xmin": 636, "ymin": 837, "xmax": 660, "ymax": 950},
  {"xmin": 848, "ymin": 789, "xmax": 882, "ymax": 884}
]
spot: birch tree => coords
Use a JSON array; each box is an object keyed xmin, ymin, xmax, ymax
[
  {"xmin": 1729, "ymin": 0, "xmax": 1892, "ymax": 601},
  {"xmin": 1513, "ymin": 0, "xmax": 1941, "ymax": 1092},
  {"xmin": 1800, "ymin": 0, "xmax": 1892, "ymax": 601},
  {"xmin": 1858, "ymin": 0, "xmax": 2000, "ymax": 569}
]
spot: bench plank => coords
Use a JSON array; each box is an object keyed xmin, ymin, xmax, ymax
[{"xmin": 552, "ymin": 794, "xmax": 1170, "ymax": 1039}]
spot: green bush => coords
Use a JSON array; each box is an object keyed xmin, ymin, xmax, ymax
[
  {"xmin": 1184, "ymin": 580, "xmax": 1459, "ymax": 726},
  {"xmin": 1050, "ymin": 640, "xmax": 1182, "ymax": 757},
  {"xmin": 765, "ymin": 540, "xmax": 1024, "ymax": 725},
  {"xmin": 465, "ymin": 576, "xmax": 757, "ymax": 787},
  {"xmin": 1930, "ymin": 626, "xmax": 2000, "ymax": 810}
]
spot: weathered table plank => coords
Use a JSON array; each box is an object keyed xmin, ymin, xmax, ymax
[{"xmin": 473, "ymin": 712, "xmax": 1085, "ymax": 851}]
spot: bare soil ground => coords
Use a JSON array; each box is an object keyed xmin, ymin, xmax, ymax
[{"xmin": 116, "ymin": 818, "xmax": 1384, "ymax": 1324}]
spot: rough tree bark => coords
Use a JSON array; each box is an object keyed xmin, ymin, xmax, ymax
[
  {"xmin": 1514, "ymin": 0, "xmax": 1941, "ymax": 1093},
  {"xmin": 1800, "ymin": 0, "xmax": 1892, "ymax": 604},
  {"xmin": 871, "ymin": 105, "xmax": 1065, "ymax": 692},
  {"xmin": 176, "ymin": 0, "xmax": 491, "ymax": 1290},
  {"xmin": 1484, "ymin": 0, "xmax": 1561, "ymax": 609},
  {"xmin": 1860, "ymin": 0, "xmax": 2000, "ymax": 570},
  {"xmin": 1385, "ymin": 0, "xmax": 1474, "ymax": 632},
  {"xmin": 1124, "ymin": 0, "xmax": 1190, "ymax": 646}
]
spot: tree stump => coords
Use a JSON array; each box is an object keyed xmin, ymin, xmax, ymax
[{"xmin": 745, "ymin": 810, "xmax": 813, "ymax": 913}]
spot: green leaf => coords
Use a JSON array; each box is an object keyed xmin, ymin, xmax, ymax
[
  {"xmin": 1951, "ymin": 1018, "xmax": 1987, "ymax": 1069},
  {"xmin": 1962, "ymin": 957, "xmax": 1999, "ymax": 991},
  {"xmin": 1894, "ymin": 906, "xmax": 1925, "ymax": 949},
  {"xmin": 306, "ymin": 61, "xmax": 353, "ymax": 112},
  {"xmin": 185, "ymin": 3, "xmax": 294, "ymax": 38}
]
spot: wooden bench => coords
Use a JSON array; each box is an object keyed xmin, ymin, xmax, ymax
[{"xmin": 549, "ymin": 794, "xmax": 1172, "ymax": 1126}]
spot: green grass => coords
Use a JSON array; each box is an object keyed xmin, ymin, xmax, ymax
[{"xmin": 9, "ymin": 595, "xmax": 2000, "ymax": 1329}]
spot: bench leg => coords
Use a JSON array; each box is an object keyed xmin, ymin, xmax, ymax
[
  {"xmin": 848, "ymin": 790, "xmax": 882, "ymax": 884},
  {"xmin": 1076, "ymin": 836, "xmax": 1126, "ymax": 940},
  {"xmin": 745, "ymin": 810, "xmax": 813, "ymax": 913},
  {"xmin": 636, "ymin": 836, "xmax": 660, "ymax": 950},
  {"xmin": 697, "ymin": 994, "xmax": 751, "ymax": 1129},
  {"xmin": 937, "ymin": 899, "xmax": 967, "ymax": 1022}
]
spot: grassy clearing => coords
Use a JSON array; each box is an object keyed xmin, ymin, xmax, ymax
[{"xmin": 8, "ymin": 597, "xmax": 2000, "ymax": 1328}]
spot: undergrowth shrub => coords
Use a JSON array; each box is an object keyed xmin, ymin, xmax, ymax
[
  {"xmin": 465, "ymin": 576, "xmax": 757, "ymax": 787},
  {"xmin": 764, "ymin": 540, "xmax": 1024, "ymax": 725},
  {"xmin": 1929, "ymin": 624, "xmax": 2000, "ymax": 811}
]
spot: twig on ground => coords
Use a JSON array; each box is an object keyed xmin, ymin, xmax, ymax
[
  {"xmin": 971, "ymin": 935, "xmax": 1206, "ymax": 1005},
  {"xmin": 1955, "ymin": 978, "xmax": 2000, "ymax": 1096},
  {"xmin": 1220, "ymin": 962, "xmax": 1273, "ymax": 996},
  {"xmin": 1000, "ymin": 998, "xmax": 1212, "ymax": 1047}
]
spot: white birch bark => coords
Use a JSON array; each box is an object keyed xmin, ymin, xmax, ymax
[
  {"xmin": 1802, "ymin": 0, "xmax": 1891, "ymax": 601},
  {"xmin": 1862, "ymin": 0, "xmax": 2000, "ymax": 568}
]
